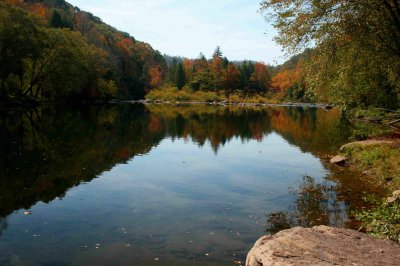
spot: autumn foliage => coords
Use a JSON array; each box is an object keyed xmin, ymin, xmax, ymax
[
  {"xmin": 0, "ymin": 0, "xmax": 166, "ymax": 103},
  {"xmin": 164, "ymin": 48, "xmax": 272, "ymax": 96}
]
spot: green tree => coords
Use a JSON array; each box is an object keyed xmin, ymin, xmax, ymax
[
  {"xmin": 238, "ymin": 61, "xmax": 255, "ymax": 91},
  {"xmin": 0, "ymin": 4, "xmax": 41, "ymax": 100},
  {"xmin": 0, "ymin": 3, "xmax": 114, "ymax": 102},
  {"xmin": 50, "ymin": 10, "xmax": 72, "ymax": 29},
  {"xmin": 175, "ymin": 62, "xmax": 185, "ymax": 89},
  {"xmin": 213, "ymin": 46, "xmax": 222, "ymax": 58},
  {"xmin": 50, "ymin": 10, "xmax": 63, "ymax": 28},
  {"xmin": 260, "ymin": 0, "xmax": 400, "ymax": 108},
  {"xmin": 190, "ymin": 69, "xmax": 214, "ymax": 91},
  {"xmin": 0, "ymin": 0, "xmax": 166, "ymax": 102},
  {"xmin": 167, "ymin": 58, "xmax": 177, "ymax": 83}
]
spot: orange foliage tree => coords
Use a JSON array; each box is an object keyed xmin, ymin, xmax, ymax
[{"xmin": 271, "ymin": 65, "xmax": 303, "ymax": 98}]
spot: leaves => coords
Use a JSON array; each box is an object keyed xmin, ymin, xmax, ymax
[
  {"xmin": 260, "ymin": 0, "xmax": 400, "ymax": 108},
  {"xmin": 0, "ymin": 0, "xmax": 167, "ymax": 103},
  {"xmin": 356, "ymin": 198, "xmax": 400, "ymax": 243}
]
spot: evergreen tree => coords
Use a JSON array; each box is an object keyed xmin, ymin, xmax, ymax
[
  {"xmin": 175, "ymin": 63, "xmax": 185, "ymax": 89},
  {"xmin": 50, "ymin": 10, "xmax": 64, "ymax": 28},
  {"xmin": 213, "ymin": 46, "xmax": 222, "ymax": 58},
  {"xmin": 167, "ymin": 59, "xmax": 177, "ymax": 83},
  {"xmin": 222, "ymin": 57, "xmax": 229, "ymax": 69},
  {"xmin": 198, "ymin": 53, "xmax": 206, "ymax": 61}
]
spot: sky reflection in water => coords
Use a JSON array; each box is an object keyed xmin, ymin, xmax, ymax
[{"xmin": 0, "ymin": 105, "xmax": 371, "ymax": 265}]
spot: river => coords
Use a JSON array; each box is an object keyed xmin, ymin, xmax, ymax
[{"xmin": 0, "ymin": 104, "xmax": 385, "ymax": 265}]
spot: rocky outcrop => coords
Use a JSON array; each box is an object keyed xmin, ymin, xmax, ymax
[{"xmin": 246, "ymin": 226, "xmax": 400, "ymax": 266}]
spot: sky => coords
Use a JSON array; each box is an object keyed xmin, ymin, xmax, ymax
[{"xmin": 67, "ymin": 0, "xmax": 284, "ymax": 64}]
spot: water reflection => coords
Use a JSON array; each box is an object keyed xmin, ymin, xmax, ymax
[
  {"xmin": 0, "ymin": 105, "xmax": 341, "ymax": 215},
  {"xmin": 0, "ymin": 217, "xmax": 6, "ymax": 237},
  {"xmin": 0, "ymin": 105, "xmax": 164, "ymax": 217},
  {"xmin": 265, "ymin": 175, "xmax": 344, "ymax": 234},
  {"xmin": 0, "ymin": 104, "xmax": 385, "ymax": 265}
]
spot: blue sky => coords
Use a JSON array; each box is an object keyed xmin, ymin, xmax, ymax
[{"xmin": 68, "ymin": 0, "xmax": 284, "ymax": 64}]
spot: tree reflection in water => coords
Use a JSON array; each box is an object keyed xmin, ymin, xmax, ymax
[
  {"xmin": 0, "ymin": 104, "xmax": 389, "ymax": 266},
  {"xmin": 0, "ymin": 104, "xmax": 380, "ymax": 233},
  {"xmin": 266, "ymin": 176, "xmax": 345, "ymax": 235},
  {"xmin": 0, "ymin": 217, "xmax": 7, "ymax": 237}
]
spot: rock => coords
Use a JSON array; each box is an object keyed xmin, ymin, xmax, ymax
[
  {"xmin": 387, "ymin": 196, "xmax": 398, "ymax": 204},
  {"xmin": 330, "ymin": 155, "xmax": 348, "ymax": 165},
  {"xmin": 246, "ymin": 226, "xmax": 400, "ymax": 266},
  {"xmin": 387, "ymin": 190, "xmax": 400, "ymax": 203},
  {"xmin": 392, "ymin": 190, "xmax": 400, "ymax": 198},
  {"xmin": 340, "ymin": 140, "xmax": 395, "ymax": 153}
]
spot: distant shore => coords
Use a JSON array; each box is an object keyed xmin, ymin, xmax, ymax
[{"xmin": 122, "ymin": 99, "xmax": 334, "ymax": 109}]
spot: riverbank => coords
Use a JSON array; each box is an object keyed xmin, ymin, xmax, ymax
[
  {"xmin": 144, "ymin": 86, "xmax": 319, "ymax": 107},
  {"xmin": 129, "ymin": 99, "xmax": 333, "ymax": 109},
  {"xmin": 331, "ymin": 135, "xmax": 400, "ymax": 243},
  {"xmin": 245, "ymin": 107, "xmax": 400, "ymax": 265},
  {"xmin": 328, "ymin": 107, "xmax": 400, "ymax": 242}
]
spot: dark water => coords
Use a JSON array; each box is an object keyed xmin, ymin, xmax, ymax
[{"xmin": 0, "ymin": 104, "xmax": 384, "ymax": 266}]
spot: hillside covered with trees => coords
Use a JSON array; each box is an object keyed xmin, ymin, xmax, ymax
[
  {"xmin": 1, "ymin": 0, "xmax": 399, "ymax": 110},
  {"xmin": 0, "ymin": 0, "xmax": 166, "ymax": 104}
]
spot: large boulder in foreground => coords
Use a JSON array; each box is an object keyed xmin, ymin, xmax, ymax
[{"xmin": 246, "ymin": 226, "xmax": 400, "ymax": 266}]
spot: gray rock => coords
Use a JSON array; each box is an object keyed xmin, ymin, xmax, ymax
[
  {"xmin": 392, "ymin": 190, "xmax": 400, "ymax": 198},
  {"xmin": 387, "ymin": 190, "xmax": 400, "ymax": 203},
  {"xmin": 330, "ymin": 155, "xmax": 348, "ymax": 165},
  {"xmin": 387, "ymin": 196, "xmax": 398, "ymax": 204},
  {"xmin": 246, "ymin": 226, "xmax": 400, "ymax": 266}
]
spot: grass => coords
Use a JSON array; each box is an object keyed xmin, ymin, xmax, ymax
[
  {"xmin": 353, "ymin": 107, "xmax": 400, "ymax": 124},
  {"xmin": 355, "ymin": 196, "xmax": 400, "ymax": 244},
  {"xmin": 145, "ymin": 85, "xmax": 281, "ymax": 104},
  {"xmin": 146, "ymin": 86, "xmax": 222, "ymax": 102},
  {"xmin": 344, "ymin": 144, "xmax": 400, "ymax": 188},
  {"xmin": 342, "ymin": 141, "xmax": 400, "ymax": 242}
]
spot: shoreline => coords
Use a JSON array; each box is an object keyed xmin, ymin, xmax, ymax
[{"xmin": 124, "ymin": 99, "xmax": 334, "ymax": 109}]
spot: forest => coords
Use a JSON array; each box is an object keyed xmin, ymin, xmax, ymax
[
  {"xmin": 260, "ymin": 0, "xmax": 400, "ymax": 109},
  {"xmin": 1, "ymin": 0, "xmax": 399, "ymax": 109},
  {"xmin": 146, "ymin": 0, "xmax": 400, "ymax": 109},
  {"xmin": 0, "ymin": 0, "xmax": 166, "ymax": 104}
]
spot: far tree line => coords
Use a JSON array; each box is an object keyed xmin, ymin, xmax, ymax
[{"xmin": 162, "ymin": 47, "xmax": 306, "ymax": 100}]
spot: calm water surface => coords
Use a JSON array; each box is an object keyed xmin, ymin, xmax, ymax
[{"xmin": 0, "ymin": 104, "xmax": 383, "ymax": 266}]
